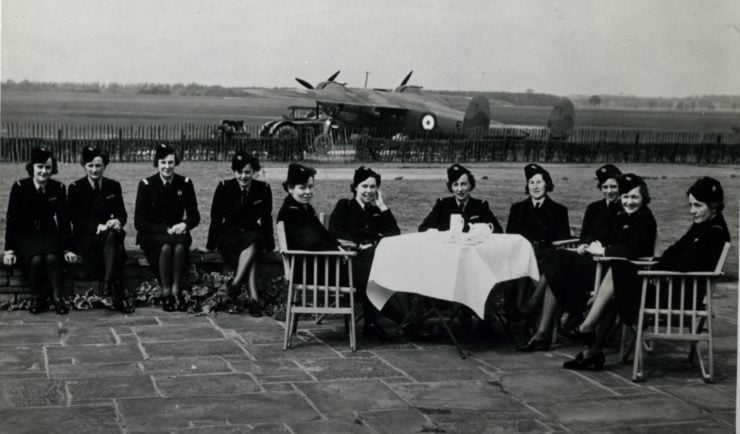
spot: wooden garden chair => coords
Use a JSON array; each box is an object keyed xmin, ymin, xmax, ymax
[
  {"xmin": 276, "ymin": 221, "xmax": 358, "ymax": 351},
  {"xmin": 632, "ymin": 242, "xmax": 731, "ymax": 382}
]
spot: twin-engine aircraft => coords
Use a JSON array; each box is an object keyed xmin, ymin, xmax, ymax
[{"xmin": 259, "ymin": 71, "xmax": 574, "ymax": 142}]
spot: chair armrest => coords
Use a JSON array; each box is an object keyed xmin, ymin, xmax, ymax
[
  {"xmin": 280, "ymin": 249, "xmax": 357, "ymax": 257},
  {"xmin": 638, "ymin": 270, "xmax": 723, "ymax": 277},
  {"xmin": 593, "ymin": 256, "xmax": 655, "ymax": 266},
  {"xmin": 552, "ymin": 238, "xmax": 580, "ymax": 248}
]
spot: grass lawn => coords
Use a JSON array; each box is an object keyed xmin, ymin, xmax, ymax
[{"xmin": 1, "ymin": 161, "xmax": 737, "ymax": 277}]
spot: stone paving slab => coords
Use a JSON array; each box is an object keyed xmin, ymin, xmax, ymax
[
  {"xmin": 154, "ymin": 373, "xmax": 262, "ymax": 397},
  {"xmin": 390, "ymin": 380, "xmax": 532, "ymax": 413},
  {"xmin": 57, "ymin": 326, "xmax": 117, "ymax": 345},
  {"xmin": 117, "ymin": 393, "xmax": 320, "ymax": 430},
  {"xmin": 67, "ymin": 375, "xmax": 157, "ymax": 403},
  {"xmin": 0, "ymin": 378, "xmax": 66, "ymax": 408},
  {"xmin": 0, "ymin": 404, "xmax": 120, "ymax": 434},
  {"xmin": 224, "ymin": 357, "xmax": 315, "ymax": 383},
  {"xmin": 297, "ymin": 356, "xmax": 405, "ymax": 381},
  {"xmin": 134, "ymin": 324, "xmax": 226, "ymax": 342},
  {"xmin": 0, "ymin": 324, "xmax": 60, "ymax": 346},
  {"xmin": 49, "ymin": 361, "xmax": 143, "ymax": 379},
  {"xmin": 358, "ymin": 408, "xmax": 440, "ymax": 433},
  {"xmin": 0, "ymin": 345, "xmax": 45, "ymax": 378},
  {"xmin": 46, "ymin": 343, "xmax": 144, "ymax": 364},
  {"xmin": 140, "ymin": 356, "xmax": 233, "ymax": 375},
  {"xmin": 295, "ymin": 379, "xmax": 410, "ymax": 416},
  {"xmin": 142, "ymin": 339, "xmax": 246, "ymax": 359}
]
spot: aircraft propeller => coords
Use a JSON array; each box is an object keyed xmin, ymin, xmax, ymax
[
  {"xmin": 400, "ymin": 70, "xmax": 413, "ymax": 87},
  {"xmin": 295, "ymin": 71, "xmax": 341, "ymax": 90}
]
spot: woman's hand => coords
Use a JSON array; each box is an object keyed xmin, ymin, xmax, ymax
[
  {"xmin": 585, "ymin": 240, "xmax": 605, "ymax": 256},
  {"xmin": 3, "ymin": 251, "xmax": 16, "ymax": 266},
  {"xmin": 96, "ymin": 224, "xmax": 108, "ymax": 234},
  {"xmin": 375, "ymin": 189, "xmax": 388, "ymax": 212},
  {"xmin": 168, "ymin": 222, "xmax": 188, "ymax": 234},
  {"xmin": 576, "ymin": 244, "xmax": 588, "ymax": 255},
  {"xmin": 106, "ymin": 218, "xmax": 122, "ymax": 231},
  {"xmin": 64, "ymin": 251, "xmax": 78, "ymax": 263},
  {"xmin": 338, "ymin": 239, "xmax": 358, "ymax": 249}
]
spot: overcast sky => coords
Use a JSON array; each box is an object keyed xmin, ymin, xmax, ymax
[{"xmin": 2, "ymin": 0, "xmax": 739, "ymax": 97}]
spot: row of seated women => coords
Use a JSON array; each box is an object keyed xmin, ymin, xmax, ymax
[{"xmin": 3, "ymin": 146, "xmax": 731, "ymax": 360}]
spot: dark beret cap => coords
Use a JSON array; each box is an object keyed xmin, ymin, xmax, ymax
[
  {"xmin": 283, "ymin": 163, "xmax": 316, "ymax": 192},
  {"xmin": 447, "ymin": 164, "xmax": 471, "ymax": 184},
  {"xmin": 595, "ymin": 164, "xmax": 621, "ymax": 185},
  {"xmin": 617, "ymin": 173, "xmax": 645, "ymax": 195},
  {"xmin": 154, "ymin": 143, "xmax": 176, "ymax": 161},
  {"xmin": 81, "ymin": 146, "xmax": 110, "ymax": 166},
  {"xmin": 688, "ymin": 176, "xmax": 723, "ymax": 205},
  {"xmin": 30, "ymin": 146, "xmax": 53, "ymax": 165},
  {"xmin": 524, "ymin": 163, "xmax": 552, "ymax": 183},
  {"xmin": 231, "ymin": 150, "xmax": 260, "ymax": 172}
]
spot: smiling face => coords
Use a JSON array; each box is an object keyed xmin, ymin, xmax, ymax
[
  {"xmin": 620, "ymin": 186, "xmax": 644, "ymax": 215},
  {"xmin": 688, "ymin": 193, "xmax": 715, "ymax": 224},
  {"xmin": 527, "ymin": 174, "xmax": 546, "ymax": 200},
  {"xmin": 33, "ymin": 157, "xmax": 54, "ymax": 185},
  {"xmin": 234, "ymin": 165, "xmax": 254, "ymax": 188},
  {"xmin": 601, "ymin": 178, "xmax": 619, "ymax": 202},
  {"xmin": 85, "ymin": 156, "xmax": 106, "ymax": 182},
  {"xmin": 451, "ymin": 174, "xmax": 472, "ymax": 202},
  {"xmin": 289, "ymin": 177, "xmax": 314, "ymax": 204},
  {"xmin": 157, "ymin": 154, "xmax": 177, "ymax": 180},
  {"xmin": 355, "ymin": 176, "xmax": 378, "ymax": 204}
]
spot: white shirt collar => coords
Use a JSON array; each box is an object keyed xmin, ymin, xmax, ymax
[
  {"xmin": 159, "ymin": 175, "xmax": 172, "ymax": 186},
  {"xmin": 32, "ymin": 179, "xmax": 46, "ymax": 192},
  {"xmin": 355, "ymin": 197, "xmax": 367, "ymax": 210},
  {"xmin": 531, "ymin": 197, "xmax": 544, "ymax": 208}
]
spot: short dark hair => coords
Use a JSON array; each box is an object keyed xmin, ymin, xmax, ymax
[{"xmin": 446, "ymin": 172, "xmax": 476, "ymax": 193}]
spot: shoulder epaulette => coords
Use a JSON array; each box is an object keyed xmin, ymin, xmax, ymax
[
  {"xmin": 220, "ymin": 180, "xmax": 225, "ymax": 186},
  {"xmin": 185, "ymin": 177, "xmax": 190, "ymax": 183},
  {"xmin": 142, "ymin": 178, "xmax": 149, "ymax": 185},
  {"xmin": 16, "ymin": 181, "xmax": 21, "ymax": 187}
]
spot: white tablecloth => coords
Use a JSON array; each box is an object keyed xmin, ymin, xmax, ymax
[{"xmin": 367, "ymin": 232, "xmax": 539, "ymax": 319}]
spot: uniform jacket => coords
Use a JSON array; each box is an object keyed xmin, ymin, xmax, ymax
[
  {"xmin": 418, "ymin": 196, "xmax": 503, "ymax": 233},
  {"xmin": 579, "ymin": 199, "xmax": 620, "ymax": 243},
  {"xmin": 506, "ymin": 196, "xmax": 570, "ymax": 247},
  {"xmin": 655, "ymin": 213, "xmax": 730, "ymax": 271},
  {"xmin": 68, "ymin": 176, "xmax": 127, "ymax": 245},
  {"xmin": 134, "ymin": 173, "xmax": 200, "ymax": 244},
  {"xmin": 603, "ymin": 206, "xmax": 657, "ymax": 258},
  {"xmin": 4, "ymin": 178, "xmax": 73, "ymax": 251},
  {"xmin": 329, "ymin": 198, "xmax": 401, "ymax": 245},
  {"xmin": 277, "ymin": 195, "xmax": 339, "ymax": 251},
  {"xmin": 206, "ymin": 179, "xmax": 274, "ymax": 251}
]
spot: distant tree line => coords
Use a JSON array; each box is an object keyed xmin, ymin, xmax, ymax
[
  {"xmin": 572, "ymin": 94, "xmax": 740, "ymax": 111},
  {"xmin": 0, "ymin": 80, "xmax": 252, "ymax": 97}
]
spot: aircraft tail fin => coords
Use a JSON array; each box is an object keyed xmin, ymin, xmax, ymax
[
  {"xmin": 547, "ymin": 97, "xmax": 575, "ymax": 140},
  {"xmin": 463, "ymin": 96, "xmax": 490, "ymax": 135}
]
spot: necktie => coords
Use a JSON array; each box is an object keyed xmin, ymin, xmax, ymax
[
  {"xmin": 458, "ymin": 202, "xmax": 464, "ymax": 213},
  {"xmin": 94, "ymin": 181, "xmax": 100, "ymax": 192}
]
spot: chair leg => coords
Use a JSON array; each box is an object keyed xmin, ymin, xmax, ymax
[
  {"xmin": 283, "ymin": 307, "xmax": 293, "ymax": 351},
  {"xmin": 620, "ymin": 325, "xmax": 635, "ymax": 363},
  {"xmin": 632, "ymin": 326, "xmax": 644, "ymax": 382}
]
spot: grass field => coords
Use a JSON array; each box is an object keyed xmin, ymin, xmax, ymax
[
  {"xmin": 2, "ymin": 90, "xmax": 739, "ymax": 132},
  {"xmin": 0, "ymin": 162, "xmax": 737, "ymax": 277}
]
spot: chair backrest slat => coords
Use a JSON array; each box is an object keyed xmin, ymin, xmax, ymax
[{"xmin": 713, "ymin": 242, "xmax": 731, "ymax": 274}]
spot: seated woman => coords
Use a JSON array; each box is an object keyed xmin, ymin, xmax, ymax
[
  {"xmin": 329, "ymin": 166, "xmax": 401, "ymax": 339},
  {"xmin": 135, "ymin": 144, "xmax": 200, "ymax": 312},
  {"xmin": 277, "ymin": 164, "xmax": 389, "ymax": 340},
  {"xmin": 419, "ymin": 164, "xmax": 502, "ymax": 233},
  {"xmin": 3, "ymin": 147, "xmax": 77, "ymax": 314},
  {"xmin": 68, "ymin": 147, "xmax": 131, "ymax": 313},
  {"xmin": 517, "ymin": 174, "xmax": 657, "ymax": 354},
  {"xmin": 504, "ymin": 164, "xmax": 570, "ymax": 319},
  {"xmin": 562, "ymin": 177, "xmax": 730, "ymax": 370},
  {"xmin": 206, "ymin": 151, "xmax": 274, "ymax": 316}
]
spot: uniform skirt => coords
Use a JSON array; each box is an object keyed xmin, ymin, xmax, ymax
[
  {"xmin": 138, "ymin": 232, "xmax": 192, "ymax": 278},
  {"xmin": 17, "ymin": 235, "xmax": 64, "ymax": 279},
  {"xmin": 542, "ymin": 249, "xmax": 605, "ymax": 315},
  {"xmin": 76, "ymin": 230, "xmax": 127, "ymax": 280},
  {"xmin": 215, "ymin": 228, "xmax": 261, "ymax": 269}
]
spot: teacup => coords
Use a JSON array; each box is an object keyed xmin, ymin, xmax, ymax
[
  {"xmin": 470, "ymin": 222, "xmax": 493, "ymax": 238},
  {"xmin": 425, "ymin": 228, "xmax": 439, "ymax": 239},
  {"xmin": 449, "ymin": 214, "xmax": 464, "ymax": 233}
]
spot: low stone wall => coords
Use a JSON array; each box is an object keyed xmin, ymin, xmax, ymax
[{"xmin": 0, "ymin": 250, "xmax": 284, "ymax": 300}]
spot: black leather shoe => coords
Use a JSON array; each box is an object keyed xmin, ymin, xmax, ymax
[
  {"xmin": 162, "ymin": 295, "xmax": 176, "ymax": 312},
  {"xmin": 363, "ymin": 322, "xmax": 389, "ymax": 341},
  {"xmin": 29, "ymin": 297, "xmax": 47, "ymax": 314},
  {"xmin": 175, "ymin": 294, "xmax": 188, "ymax": 312},
  {"xmin": 563, "ymin": 351, "xmax": 605, "ymax": 371},
  {"xmin": 516, "ymin": 337, "xmax": 551, "ymax": 352},
  {"xmin": 248, "ymin": 301, "xmax": 263, "ymax": 318},
  {"xmin": 54, "ymin": 299, "xmax": 69, "ymax": 315}
]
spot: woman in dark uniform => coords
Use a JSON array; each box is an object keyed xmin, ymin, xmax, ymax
[
  {"xmin": 579, "ymin": 164, "xmax": 622, "ymax": 244},
  {"xmin": 68, "ymin": 147, "xmax": 131, "ymax": 313},
  {"xmin": 329, "ymin": 166, "xmax": 401, "ymax": 339},
  {"xmin": 3, "ymin": 147, "xmax": 76, "ymax": 314},
  {"xmin": 206, "ymin": 151, "xmax": 274, "ymax": 316},
  {"xmin": 504, "ymin": 164, "xmax": 570, "ymax": 321},
  {"xmin": 517, "ymin": 174, "xmax": 657, "ymax": 355},
  {"xmin": 562, "ymin": 177, "xmax": 730, "ymax": 370},
  {"xmin": 277, "ymin": 164, "xmax": 388, "ymax": 340},
  {"xmin": 419, "ymin": 164, "xmax": 502, "ymax": 233},
  {"xmin": 134, "ymin": 144, "xmax": 200, "ymax": 312}
]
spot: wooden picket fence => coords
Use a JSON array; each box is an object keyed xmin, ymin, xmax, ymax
[{"xmin": 1, "ymin": 123, "xmax": 738, "ymax": 164}]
